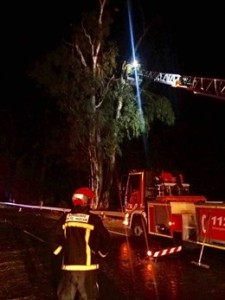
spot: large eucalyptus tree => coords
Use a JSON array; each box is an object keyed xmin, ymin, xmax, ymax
[{"xmin": 30, "ymin": 0, "xmax": 175, "ymax": 208}]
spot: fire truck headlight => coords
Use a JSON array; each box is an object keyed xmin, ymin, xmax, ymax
[{"xmin": 123, "ymin": 213, "xmax": 129, "ymax": 226}]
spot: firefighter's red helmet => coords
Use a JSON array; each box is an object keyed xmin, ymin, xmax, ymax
[{"xmin": 72, "ymin": 187, "xmax": 95, "ymax": 206}]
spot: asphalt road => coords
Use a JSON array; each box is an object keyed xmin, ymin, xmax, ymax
[
  {"xmin": 0, "ymin": 207, "xmax": 128, "ymax": 300},
  {"xmin": 0, "ymin": 206, "xmax": 225, "ymax": 300}
]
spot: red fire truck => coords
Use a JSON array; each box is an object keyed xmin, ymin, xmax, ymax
[
  {"xmin": 122, "ymin": 169, "xmax": 225, "ymax": 251},
  {"xmin": 116, "ymin": 67, "xmax": 225, "ymax": 250}
]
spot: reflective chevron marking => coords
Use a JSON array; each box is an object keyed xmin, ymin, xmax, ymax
[{"xmin": 147, "ymin": 245, "xmax": 182, "ymax": 258}]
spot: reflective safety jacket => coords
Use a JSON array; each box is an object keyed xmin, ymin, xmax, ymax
[{"xmin": 52, "ymin": 206, "xmax": 111, "ymax": 271}]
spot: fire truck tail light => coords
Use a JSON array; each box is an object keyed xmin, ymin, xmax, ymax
[{"xmin": 169, "ymin": 221, "xmax": 175, "ymax": 226}]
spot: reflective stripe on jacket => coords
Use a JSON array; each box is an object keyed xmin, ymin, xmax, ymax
[{"xmin": 52, "ymin": 206, "xmax": 110, "ymax": 272}]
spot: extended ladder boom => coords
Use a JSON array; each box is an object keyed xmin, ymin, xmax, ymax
[{"xmin": 140, "ymin": 71, "xmax": 225, "ymax": 100}]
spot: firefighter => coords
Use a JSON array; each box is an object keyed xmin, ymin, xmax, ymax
[{"xmin": 51, "ymin": 187, "xmax": 111, "ymax": 300}]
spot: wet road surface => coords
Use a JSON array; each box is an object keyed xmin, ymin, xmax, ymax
[
  {"xmin": 0, "ymin": 207, "xmax": 225, "ymax": 299},
  {"xmin": 100, "ymin": 235, "xmax": 225, "ymax": 299}
]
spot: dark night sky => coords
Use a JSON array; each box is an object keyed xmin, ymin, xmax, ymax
[
  {"xmin": 3, "ymin": 0, "xmax": 225, "ymax": 199},
  {"xmin": 4, "ymin": 1, "xmax": 225, "ymax": 78}
]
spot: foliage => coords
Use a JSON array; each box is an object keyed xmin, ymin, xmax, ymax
[{"xmin": 28, "ymin": 0, "xmax": 175, "ymax": 207}]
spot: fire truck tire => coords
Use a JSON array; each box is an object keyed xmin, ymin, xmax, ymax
[
  {"xmin": 132, "ymin": 217, "xmax": 145, "ymax": 237},
  {"xmin": 173, "ymin": 232, "xmax": 182, "ymax": 245}
]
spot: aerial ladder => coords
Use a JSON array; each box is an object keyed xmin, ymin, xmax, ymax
[
  {"xmin": 140, "ymin": 71, "xmax": 225, "ymax": 100},
  {"xmin": 124, "ymin": 62, "xmax": 225, "ymax": 100}
]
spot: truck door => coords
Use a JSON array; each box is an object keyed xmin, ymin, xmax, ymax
[{"xmin": 125, "ymin": 173, "xmax": 142, "ymax": 209}]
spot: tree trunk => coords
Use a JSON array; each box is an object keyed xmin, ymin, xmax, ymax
[{"xmin": 88, "ymin": 123, "xmax": 102, "ymax": 209}]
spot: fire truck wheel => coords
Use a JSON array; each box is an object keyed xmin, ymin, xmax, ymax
[{"xmin": 132, "ymin": 218, "xmax": 144, "ymax": 237}]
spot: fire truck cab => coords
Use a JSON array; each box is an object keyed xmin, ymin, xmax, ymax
[{"xmin": 123, "ymin": 169, "xmax": 191, "ymax": 211}]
